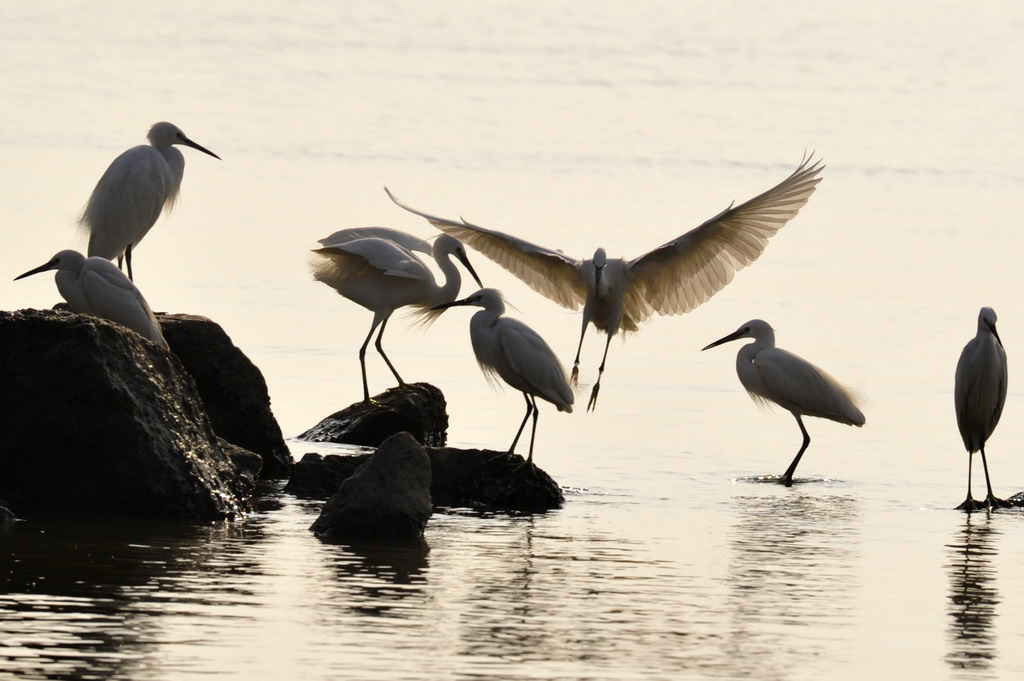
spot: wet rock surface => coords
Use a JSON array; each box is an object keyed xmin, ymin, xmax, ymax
[
  {"xmin": 298, "ymin": 383, "xmax": 448, "ymax": 448},
  {"xmin": 159, "ymin": 313, "xmax": 292, "ymax": 479},
  {"xmin": 310, "ymin": 432, "xmax": 433, "ymax": 542},
  {"xmin": 290, "ymin": 444, "xmax": 564, "ymax": 514},
  {"xmin": 0, "ymin": 308, "xmax": 257, "ymax": 520}
]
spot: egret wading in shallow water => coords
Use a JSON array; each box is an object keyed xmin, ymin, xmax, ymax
[
  {"xmin": 312, "ymin": 229, "xmax": 483, "ymax": 403},
  {"xmin": 954, "ymin": 307, "xmax": 1009, "ymax": 511},
  {"xmin": 80, "ymin": 122, "xmax": 221, "ymax": 281},
  {"xmin": 702, "ymin": 319, "xmax": 864, "ymax": 486},
  {"xmin": 386, "ymin": 155, "xmax": 823, "ymax": 412},
  {"xmin": 15, "ymin": 250, "xmax": 167, "ymax": 348},
  {"xmin": 433, "ymin": 288, "xmax": 574, "ymax": 465}
]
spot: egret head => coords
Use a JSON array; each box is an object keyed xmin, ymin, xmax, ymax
[
  {"xmin": 979, "ymin": 306, "xmax": 1001, "ymax": 346},
  {"xmin": 14, "ymin": 250, "xmax": 86, "ymax": 280},
  {"xmin": 592, "ymin": 248, "xmax": 607, "ymax": 269},
  {"xmin": 701, "ymin": 319, "xmax": 775, "ymax": 351},
  {"xmin": 148, "ymin": 121, "xmax": 221, "ymax": 160},
  {"xmin": 431, "ymin": 288, "xmax": 504, "ymax": 313},
  {"xmin": 434, "ymin": 235, "xmax": 484, "ymax": 288}
]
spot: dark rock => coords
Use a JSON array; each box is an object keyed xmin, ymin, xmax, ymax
[
  {"xmin": 284, "ymin": 450, "xmax": 371, "ymax": 498},
  {"xmin": 299, "ymin": 383, "xmax": 448, "ymax": 448},
  {"xmin": 310, "ymin": 432, "xmax": 432, "ymax": 542},
  {"xmin": 0, "ymin": 308, "xmax": 256, "ymax": 521},
  {"xmin": 291, "ymin": 445, "xmax": 563, "ymax": 513},
  {"xmin": 159, "ymin": 314, "xmax": 292, "ymax": 479}
]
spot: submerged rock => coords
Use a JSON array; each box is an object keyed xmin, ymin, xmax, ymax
[
  {"xmin": 159, "ymin": 313, "xmax": 293, "ymax": 479},
  {"xmin": 291, "ymin": 443, "xmax": 564, "ymax": 514},
  {"xmin": 0, "ymin": 308, "xmax": 257, "ymax": 520},
  {"xmin": 310, "ymin": 432, "xmax": 432, "ymax": 542},
  {"xmin": 298, "ymin": 383, "xmax": 448, "ymax": 448}
]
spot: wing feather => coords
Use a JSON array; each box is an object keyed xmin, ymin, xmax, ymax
[
  {"xmin": 626, "ymin": 155, "xmax": 824, "ymax": 318},
  {"xmin": 386, "ymin": 188, "xmax": 587, "ymax": 310}
]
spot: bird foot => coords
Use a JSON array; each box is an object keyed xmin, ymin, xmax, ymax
[
  {"xmin": 777, "ymin": 475, "xmax": 795, "ymax": 488},
  {"xmin": 570, "ymin": 366, "xmax": 580, "ymax": 387},
  {"xmin": 586, "ymin": 384, "xmax": 600, "ymax": 412},
  {"xmin": 985, "ymin": 495, "xmax": 1012, "ymax": 510},
  {"xmin": 955, "ymin": 497, "xmax": 985, "ymax": 512}
]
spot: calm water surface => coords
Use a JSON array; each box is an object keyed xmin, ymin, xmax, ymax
[{"xmin": 3, "ymin": 1, "xmax": 1024, "ymax": 679}]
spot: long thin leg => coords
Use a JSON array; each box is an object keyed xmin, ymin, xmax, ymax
[
  {"xmin": 508, "ymin": 392, "xmax": 533, "ymax": 454},
  {"xmin": 125, "ymin": 244, "xmax": 134, "ymax": 282},
  {"xmin": 978, "ymin": 445, "xmax": 1009, "ymax": 509},
  {"xmin": 780, "ymin": 413, "xmax": 811, "ymax": 487},
  {"xmin": 570, "ymin": 318, "xmax": 588, "ymax": 386},
  {"xmin": 374, "ymin": 316, "xmax": 405, "ymax": 387},
  {"xmin": 525, "ymin": 394, "xmax": 540, "ymax": 464},
  {"xmin": 357, "ymin": 318, "xmax": 383, "ymax": 403},
  {"xmin": 587, "ymin": 332, "xmax": 614, "ymax": 412},
  {"xmin": 955, "ymin": 452, "xmax": 979, "ymax": 511}
]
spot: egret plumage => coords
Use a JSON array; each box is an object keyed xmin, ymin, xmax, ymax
[
  {"xmin": 15, "ymin": 249, "xmax": 168, "ymax": 348},
  {"xmin": 954, "ymin": 307, "xmax": 1009, "ymax": 511},
  {"xmin": 433, "ymin": 288, "xmax": 573, "ymax": 464},
  {"xmin": 386, "ymin": 155, "xmax": 823, "ymax": 412},
  {"xmin": 80, "ymin": 121, "xmax": 221, "ymax": 281},
  {"xmin": 702, "ymin": 319, "xmax": 864, "ymax": 486},
  {"xmin": 312, "ymin": 230, "xmax": 483, "ymax": 403}
]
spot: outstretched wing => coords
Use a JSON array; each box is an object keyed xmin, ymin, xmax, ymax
[
  {"xmin": 626, "ymin": 155, "xmax": 823, "ymax": 318},
  {"xmin": 385, "ymin": 188, "xmax": 587, "ymax": 310}
]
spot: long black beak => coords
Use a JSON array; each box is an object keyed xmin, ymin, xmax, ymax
[
  {"xmin": 431, "ymin": 295, "xmax": 474, "ymax": 311},
  {"xmin": 180, "ymin": 134, "xmax": 221, "ymax": 160},
  {"xmin": 989, "ymin": 321, "xmax": 1003, "ymax": 348},
  {"xmin": 456, "ymin": 252, "xmax": 484, "ymax": 289},
  {"xmin": 14, "ymin": 258, "xmax": 57, "ymax": 281},
  {"xmin": 701, "ymin": 329, "xmax": 746, "ymax": 351}
]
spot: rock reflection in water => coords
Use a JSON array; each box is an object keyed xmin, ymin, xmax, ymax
[{"xmin": 945, "ymin": 514, "xmax": 1000, "ymax": 676}]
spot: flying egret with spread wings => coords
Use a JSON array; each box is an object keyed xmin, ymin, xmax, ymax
[
  {"xmin": 311, "ymin": 229, "xmax": 483, "ymax": 403},
  {"xmin": 433, "ymin": 288, "xmax": 573, "ymax": 465},
  {"xmin": 386, "ymin": 155, "xmax": 823, "ymax": 411},
  {"xmin": 702, "ymin": 319, "xmax": 864, "ymax": 486},
  {"xmin": 954, "ymin": 307, "xmax": 1010, "ymax": 511},
  {"xmin": 15, "ymin": 249, "xmax": 168, "ymax": 348},
  {"xmin": 80, "ymin": 121, "xmax": 221, "ymax": 281}
]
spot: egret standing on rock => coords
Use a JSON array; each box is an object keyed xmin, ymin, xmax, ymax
[
  {"xmin": 15, "ymin": 249, "xmax": 168, "ymax": 348},
  {"xmin": 80, "ymin": 122, "xmax": 221, "ymax": 281},
  {"xmin": 702, "ymin": 319, "xmax": 864, "ymax": 486},
  {"xmin": 312, "ymin": 230, "xmax": 483, "ymax": 403},
  {"xmin": 954, "ymin": 307, "xmax": 1009, "ymax": 511},
  {"xmin": 386, "ymin": 155, "xmax": 823, "ymax": 412},
  {"xmin": 433, "ymin": 288, "xmax": 573, "ymax": 465}
]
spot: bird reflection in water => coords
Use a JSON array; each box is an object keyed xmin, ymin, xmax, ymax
[
  {"xmin": 945, "ymin": 514, "xmax": 1000, "ymax": 675},
  {"xmin": 723, "ymin": 492, "xmax": 859, "ymax": 672}
]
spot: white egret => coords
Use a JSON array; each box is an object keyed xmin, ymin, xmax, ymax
[
  {"xmin": 80, "ymin": 121, "xmax": 221, "ymax": 281},
  {"xmin": 702, "ymin": 319, "xmax": 864, "ymax": 486},
  {"xmin": 954, "ymin": 307, "xmax": 1009, "ymax": 511},
  {"xmin": 311, "ymin": 230, "xmax": 483, "ymax": 403},
  {"xmin": 433, "ymin": 288, "xmax": 573, "ymax": 465},
  {"xmin": 15, "ymin": 249, "xmax": 168, "ymax": 348},
  {"xmin": 386, "ymin": 155, "xmax": 823, "ymax": 412}
]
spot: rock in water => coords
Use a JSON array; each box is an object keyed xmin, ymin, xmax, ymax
[
  {"xmin": 310, "ymin": 432, "xmax": 432, "ymax": 542},
  {"xmin": 0, "ymin": 308, "xmax": 256, "ymax": 520},
  {"xmin": 159, "ymin": 313, "xmax": 293, "ymax": 479},
  {"xmin": 299, "ymin": 383, "xmax": 448, "ymax": 447},
  {"xmin": 291, "ymin": 445, "xmax": 564, "ymax": 513}
]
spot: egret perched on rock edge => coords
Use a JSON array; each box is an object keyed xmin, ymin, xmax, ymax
[
  {"xmin": 15, "ymin": 249, "xmax": 168, "ymax": 348},
  {"xmin": 954, "ymin": 307, "xmax": 1009, "ymax": 511},
  {"xmin": 385, "ymin": 154, "xmax": 823, "ymax": 412},
  {"xmin": 702, "ymin": 319, "xmax": 864, "ymax": 486},
  {"xmin": 312, "ymin": 230, "xmax": 483, "ymax": 403},
  {"xmin": 433, "ymin": 288, "xmax": 574, "ymax": 465},
  {"xmin": 80, "ymin": 122, "xmax": 221, "ymax": 281}
]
